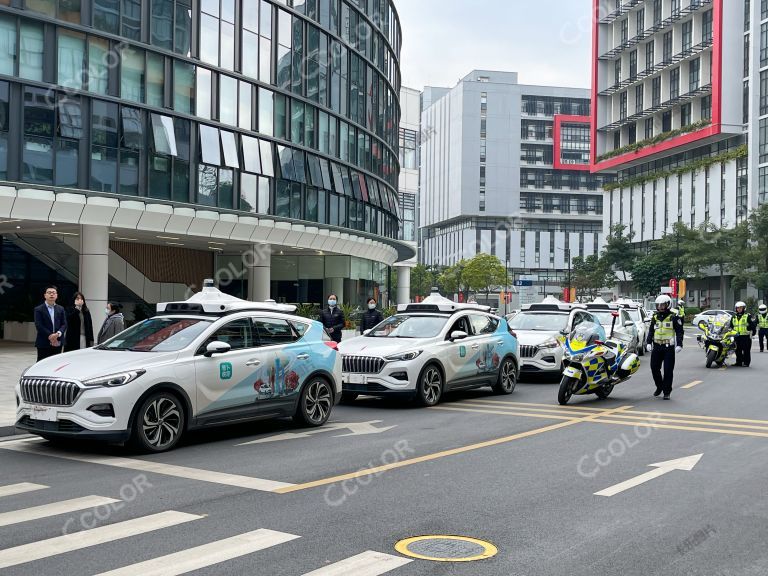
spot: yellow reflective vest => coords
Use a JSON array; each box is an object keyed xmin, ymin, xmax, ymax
[
  {"xmin": 732, "ymin": 314, "xmax": 750, "ymax": 336},
  {"xmin": 653, "ymin": 313, "xmax": 676, "ymax": 344},
  {"xmin": 759, "ymin": 314, "xmax": 768, "ymax": 329}
]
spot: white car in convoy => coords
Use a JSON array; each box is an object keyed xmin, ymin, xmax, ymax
[
  {"xmin": 337, "ymin": 292, "xmax": 520, "ymax": 406},
  {"xmin": 16, "ymin": 281, "xmax": 342, "ymax": 452},
  {"xmin": 615, "ymin": 298, "xmax": 651, "ymax": 355},
  {"xmin": 507, "ymin": 298, "xmax": 599, "ymax": 377},
  {"xmin": 585, "ymin": 300, "xmax": 641, "ymax": 355}
]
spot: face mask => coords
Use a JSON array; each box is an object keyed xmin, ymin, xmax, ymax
[
  {"xmin": 105, "ymin": 308, "xmax": 111, "ymax": 315},
  {"xmin": 368, "ymin": 303, "xmax": 376, "ymax": 310},
  {"xmin": 328, "ymin": 300, "xmax": 337, "ymax": 307}
]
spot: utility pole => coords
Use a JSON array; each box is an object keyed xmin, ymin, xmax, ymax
[
  {"xmin": 506, "ymin": 256, "xmax": 510, "ymax": 314},
  {"xmin": 567, "ymin": 248, "xmax": 572, "ymax": 303}
]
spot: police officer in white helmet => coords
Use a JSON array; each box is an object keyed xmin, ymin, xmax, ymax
[
  {"xmin": 730, "ymin": 301, "xmax": 756, "ymax": 367},
  {"xmin": 646, "ymin": 294, "xmax": 684, "ymax": 400}
]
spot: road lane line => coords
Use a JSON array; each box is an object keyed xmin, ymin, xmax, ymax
[
  {"xmin": 92, "ymin": 529, "xmax": 300, "ymax": 576},
  {"xmin": 0, "ymin": 511, "xmax": 202, "ymax": 569},
  {"xmin": 301, "ymin": 551, "xmax": 412, "ymax": 575},
  {"xmin": 459, "ymin": 400, "xmax": 621, "ymax": 416},
  {"xmin": 0, "ymin": 483, "xmax": 48, "ymax": 498},
  {"xmin": 621, "ymin": 410, "xmax": 768, "ymax": 426},
  {"xmin": 681, "ymin": 380, "xmax": 704, "ymax": 389},
  {"xmin": 430, "ymin": 406, "xmax": 575, "ymax": 421},
  {"xmin": 0, "ymin": 495, "xmax": 121, "ymax": 528},
  {"xmin": 0, "ymin": 440, "xmax": 295, "ymax": 492},
  {"xmin": 461, "ymin": 400, "xmax": 610, "ymax": 414},
  {"xmin": 273, "ymin": 405, "xmax": 634, "ymax": 494},
  {"xmin": 587, "ymin": 413, "xmax": 768, "ymax": 432},
  {"xmin": 588, "ymin": 419, "xmax": 768, "ymax": 438}
]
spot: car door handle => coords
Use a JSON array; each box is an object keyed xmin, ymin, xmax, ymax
[
  {"xmin": 245, "ymin": 359, "xmax": 261, "ymax": 367},
  {"xmin": 496, "ymin": 340, "xmax": 504, "ymax": 345},
  {"xmin": 297, "ymin": 354, "xmax": 310, "ymax": 360},
  {"xmin": 471, "ymin": 344, "xmax": 480, "ymax": 350}
]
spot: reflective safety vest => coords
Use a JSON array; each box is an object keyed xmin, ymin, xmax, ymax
[
  {"xmin": 732, "ymin": 314, "xmax": 750, "ymax": 336},
  {"xmin": 653, "ymin": 313, "xmax": 676, "ymax": 344},
  {"xmin": 678, "ymin": 306, "xmax": 685, "ymax": 318},
  {"xmin": 758, "ymin": 313, "xmax": 768, "ymax": 329}
]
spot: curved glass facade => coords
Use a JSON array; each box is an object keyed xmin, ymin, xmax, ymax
[{"xmin": 0, "ymin": 0, "xmax": 402, "ymax": 240}]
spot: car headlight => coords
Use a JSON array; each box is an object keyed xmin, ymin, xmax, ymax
[
  {"xmin": 385, "ymin": 350, "xmax": 423, "ymax": 362},
  {"xmin": 82, "ymin": 370, "xmax": 145, "ymax": 388},
  {"xmin": 539, "ymin": 338, "xmax": 560, "ymax": 349}
]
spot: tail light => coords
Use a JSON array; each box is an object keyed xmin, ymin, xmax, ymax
[{"xmin": 324, "ymin": 341, "xmax": 338, "ymax": 351}]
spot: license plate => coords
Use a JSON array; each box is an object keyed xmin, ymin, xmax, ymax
[
  {"xmin": 30, "ymin": 406, "xmax": 58, "ymax": 422},
  {"xmin": 343, "ymin": 373, "xmax": 367, "ymax": 385}
]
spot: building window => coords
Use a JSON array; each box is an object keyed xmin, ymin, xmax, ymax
[
  {"xmin": 702, "ymin": 10, "xmax": 713, "ymax": 43},
  {"xmin": 635, "ymin": 84, "xmax": 643, "ymax": 114},
  {"xmin": 621, "ymin": 19, "xmax": 628, "ymax": 44},
  {"xmin": 653, "ymin": 0, "xmax": 662, "ymax": 25},
  {"xmin": 662, "ymin": 110, "xmax": 672, "ymax": 132},
  {"xmin": 701, "ymin": 95, "xmax": 712, "ymax": 120},
  {"xmin": 669, "ymin": 67, "xmax": 680, "ymax": 100},
  {"xmin": 663, "ymin": 31, "xmax": 673, "ymax": 62},
  {"xmin": 671, "ymin": 0, "xmax": 680, "ymax": 17},
  {"xmin": 760, "ymin": 167, "xmax": 768, "ymax": 205},
  {"xmin": 620, "ymin": 91, "xmax": 627, "ymax": 120},
  {"xmin": 151, "ymin": 0, "xmax": 193, "ymax": 56},
  {"xmin": 737, "ymin": 157, "xmax": 748, "ymax": 221},
  {"xmin": 652, "ymin": 76, "xmax": 661, "ymax": 106},
  {"xmin": 645, "ymin": 40, "xmax": 654, "ymax": 71},
  {"xmin": 615, "ymin": 58, "xmax": 621, "ymax": 84},
  {"xmin": 689, "ymin": 58, "xmax": 700, "ymax": 91},
  {"xmin": 629, "ymin": 50, "xmax": 637, "ymax": 78},
  {"xmin": 682, "ymin": 20, "xmax": 692, "ymax": 52},
  {"xmin": 58, "ymin": 30, "xmax": 85, "ymax": 90},
  {"xmin": 680, "ymin": 103, "xmax": 691, "ymax": 127},
  {"xmin": 636, "ymin": 8, "xmax": 644, "ymax": 35},
  {"xmin": 628, "ymin": 122, "xmax": 636, "ymax": 145},
  {"xmin": 762, "ymin": 23, "xmax": 768, "ymax": 68},
  {"xmin": 645, "ymin": 117, "xmax": 654, "ymax": 139}
]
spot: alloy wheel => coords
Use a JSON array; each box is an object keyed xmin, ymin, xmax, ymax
[
  {"xmin": 304, "ymin": 380, "xmax": 333, "ymax": 425},
  {"xmin": 142, "ymin": 397, "xmax": 182, "ymax": 450}
]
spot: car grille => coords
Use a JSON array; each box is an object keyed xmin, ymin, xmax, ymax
[
  {"xmin": 519, "ymin": 345, "xmax": 538, "ymax": 359},
  {"xmin": 17, "ymin": 415, "xmax": 85, "ymax": 433},
  {"xmin": 342, "ymin": 355, "xmax": 385, "ymax": 374},
  {"xmin": 20, "ymin": 378, "xmax": 81, "ymax": 406}
]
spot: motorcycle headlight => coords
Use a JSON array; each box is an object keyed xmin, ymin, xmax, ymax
[
  {"xmin": 568, "ymin": 353, "xmax": 584, "ymax": 362},
  {"xmin": 539, "ymin": 338, "xmax": 560, "ymax": 350},
  {"xmin": 82, "ymin": 370, "xmax": 145, "ymax": 388},
  {"xmin": 385, "ymin": 350, "xmax": 423, "ymax": 362}
]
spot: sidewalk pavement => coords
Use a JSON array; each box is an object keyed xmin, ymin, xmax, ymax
[{"xmin": 0, "ymin": 341, "xmax": 36, "ymax": 435}]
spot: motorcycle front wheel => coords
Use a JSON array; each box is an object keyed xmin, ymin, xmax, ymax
[
  {"xmin": 706, "ymin": 348, "xmax": 718, "ymax": 369},
  {"xmin": 558, "ymin": 376, "xmax": 579, "ymax": 405}
]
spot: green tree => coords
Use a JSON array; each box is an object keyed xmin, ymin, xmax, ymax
[
  {"xmin": 602, "ymin": 224, "xmax": 636, "ymax": 282},
  {"xmin": 463, "ymin": 253, "xmax": 507, "ymax": 301},
  {"xmin": 571, "ymin": 255, "xmax": 614, "ymax": 301},
  {"xmin": 410, "ymin": 264, "xmax": 435, "ymax": 300},
  {"xmin": 631, "ymin": 243, "xmax": 676, "ymax": 297},
  {"xmin": 438, "ymin": 260, "xmax": 470, "ymax": 300},
  {"xmin": 692, "ymin": 223, "xmax": 742, "ymax": 305}
]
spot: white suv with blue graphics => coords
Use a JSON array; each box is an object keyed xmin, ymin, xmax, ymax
[
  {"xmin": 16, "ymin": 281, "xmax": 342, "ymax": 452},
  {"xmin": 337, "ymin": 292, "xmax": 520, "ymax": 406}
]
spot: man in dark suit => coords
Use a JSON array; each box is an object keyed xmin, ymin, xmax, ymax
[
  {"xmin": 320, "ymin": 294, "xmax": 345, "ymax": 343},
  {"xmin": 34, "ymin": 285, "xmax": 68, "ymax": 362}
]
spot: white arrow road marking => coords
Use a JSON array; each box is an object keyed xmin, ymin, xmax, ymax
[
  {"xmin": 237, "ymin": 421, "xmax": 396, "ymax": 445},
  {"xmin": 594, "ymin": 454, "xmax": 703, "ymax": 497}
]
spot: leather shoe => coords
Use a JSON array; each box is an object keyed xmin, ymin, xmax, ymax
[
  {"xmin": 663, "ymin": 394, "xmax": 671, "ymax": 400},
  {"xmin": 654, "ymin": 387, "xmax": 662, "ymax": 397}
]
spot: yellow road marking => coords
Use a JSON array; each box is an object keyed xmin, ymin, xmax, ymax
[
  {"xmin": 461, "ymin": 400, "xmax": 608, "ymax": 414},
  {"xmin": 430, "ymin": 406, "xmax": 575, "ymax": 421},
  {"xmin": 460, "ymin": 400, "xmax": 618, "ymax": 417},
  {"xmin": 272, "ymin": 405, "xmax": 634, "ymax": 494},
  {"xmin": 681, "ymin": 380, "xmax": 704, "ymax": 389},
  {"xmin": 588, "ymin": 419, "xmax": 768, "ymax": 439},
  {"xmin": 620, "ymin": 409, "xmax": 768, "ymax": 426},
  {"xmin": 394, "ymin": 535, "xmax": 498, "ymax": 562}
]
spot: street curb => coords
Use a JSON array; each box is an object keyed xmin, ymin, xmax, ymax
[{"xmin": 0, "ymin": 425, "xmax": 21, "ymax": 438}]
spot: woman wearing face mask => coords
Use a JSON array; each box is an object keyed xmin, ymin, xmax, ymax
[
  {"xmin": 320, "ymin": 294, "xmax": 345, "ymax": 343},
  {"xmin": 360, "ymin": 297, "xmax": 384, "ymax": 333},
  {"xmin": 97, "ymin": 302, "xmax": 126, "ymax": 344},
  {"xmin": 64, "ymin": 292, "xmax": 94, "ymax": 352}
]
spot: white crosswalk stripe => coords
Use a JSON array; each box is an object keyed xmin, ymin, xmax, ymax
[
  {"xmin": 0, "ymin": 495, "xmax": 120, "ymax": 528},
  {"xmin": 302, "ymin": 551, "xmax": 412, "ymax": 576},
  {"xmin": 92, "ymin": 529, "xmax": 300, "ymax": 576},
  {"xmin": 0, "ymin": 482, "xmax": 48, "ymax": 498},
  {"xmin": 0, "ymin": 510, "xmax": 202, "ymax": 570}
]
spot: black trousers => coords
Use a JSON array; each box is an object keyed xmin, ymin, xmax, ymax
[
  {"xmin": 759, "ymin": 328, "xmax": 768, "ymax": 352},
  {"xmin": 650, "ymin": 344, "xmax": 676, "ymax": 394},
  {"xmin": 36, "ymin": 346, "xmax": 63, "ymax": 362},
  {"xmin": 735, "ymin": 335, "xmax": 752, "ymax": 367}
]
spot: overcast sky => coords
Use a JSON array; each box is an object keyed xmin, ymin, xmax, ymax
[{"xmin": 396, "ymin": 0, "xmax": 592, "ymax": 91}]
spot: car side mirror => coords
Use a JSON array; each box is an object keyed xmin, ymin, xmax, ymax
[
  {"xmin": 363, "ymin": 329, "xmax": 372, "ymax": 336},
  {"xmin": 624, "ymin": 321, "xmax": 635, "ymax": 328},
  {"xmin": 450, "ymin": 330, "xmax": 469, "ymax": 342},
  {"xmin": 204, "ymin": 341, "xmax": 231, "ymax": 357}
]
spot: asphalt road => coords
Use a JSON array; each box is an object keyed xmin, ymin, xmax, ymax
[{"xmin": 1, "ymin": 336, "xmax": 767, "ymax": 575}]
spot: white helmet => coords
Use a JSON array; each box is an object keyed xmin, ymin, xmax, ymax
[
  {"xmin": 735, "ymin": 301, "xmax": 747, "ymax": 312},
  {"xmin": 655, "ymin": 294, "xmax": 672, "ymax": 311},
  {"xmin": 678, "ymin": 299, "xmax": 685, "ymax": 306},
  {"xmin": 760, "ymin": 304, "xmax": 767, "ymax": 313}
]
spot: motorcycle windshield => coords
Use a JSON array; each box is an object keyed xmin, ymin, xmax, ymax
[
  {"xmin": 707, "ymin": 314, "xmax": 731, "ymax": 337},
  {"xmin": 567, "ymin": 322, "xmax": 606, "ymax": 351}
]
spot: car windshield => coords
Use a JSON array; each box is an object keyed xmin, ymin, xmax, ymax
[
  {"xmin": 590, "ymin": 310, "xmax": 621, "ymax": 326},
  {"xmin": 625, "ymin": 309, "xmax": 641, "ymax": 322},
  {"xmin": 367, "ymin": 315, "xmax": 448, "ymax": 338},
  {"xmin": 98, "ymin": 317, "xmax": 214, "ymax": 352},
  {"xmin": 508, "ymin": 312, "xmax": 568, "ymax": 331}
]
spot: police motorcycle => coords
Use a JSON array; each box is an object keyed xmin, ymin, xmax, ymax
[
  {"xmin": 696, "ymin": 313, "xmax": 736, "ymax": 368},
  {"xmin": 557, "ymin": 313, "xmax": 641, "ymax": 405}
]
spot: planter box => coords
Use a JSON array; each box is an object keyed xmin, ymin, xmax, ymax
[{"xmin": 2, "ymin": 322, "xmax": 36, "ymax": 343}]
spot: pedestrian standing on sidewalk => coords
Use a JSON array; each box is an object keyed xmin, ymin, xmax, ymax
[
  {"xmin": 65, "ymin": 292, "xmax": 94, "ymax": 352},
  {"xmin": 97, "ymin": 302, "xmax": 125, "ymax": 344},
  {"xmin": 757, "ymin": 304, "xmax": 768, "ymax": 353},
  {"xmin": 33, "ymin": 285, "xmax": 67, "ymax": 362},
  {"xmin": 359, "ymin": 297, "xmax": 384, "ymax": 333},
  {"xmin": 320, "ymin": 294, "xmax": 345, "ymax": 343},
  {"xmin": 646, "ymin": 294, "xmax": 684, "ymax": 400}
]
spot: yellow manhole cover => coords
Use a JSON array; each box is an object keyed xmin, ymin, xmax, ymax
[{"xmin": 395, "ymin": 535, "xmax": 498, "ymax": 562}]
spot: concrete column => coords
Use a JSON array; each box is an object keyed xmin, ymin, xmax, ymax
[
  {"xmin": 328, "ymin": 278, "xmax": 345, "ymax": 305},
  {"xmin": 79, "ymin": 225, "xmax": 110, "ymax": 337},
  {"xmin": 246, "ymin": 244, "xmax": 271, "ymax": 302},
  {"xmin": 396, "ymin": 265, "xmax": 411, "ymax": 305}
]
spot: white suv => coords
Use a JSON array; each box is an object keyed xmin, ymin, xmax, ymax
[
  {"xmin": 337, "ymin": 292, "xmax": 520, "ymax": 406},
  {"xmin": 16, "ymin": 281, "xmax": 342, "ymax": 452},
  {"xmin": 508, "ymin": 299, "xmax": 598, "ymax": 376}
]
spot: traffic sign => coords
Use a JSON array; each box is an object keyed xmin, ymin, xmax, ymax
[{"xmin": 514, "ymin": 280, "xmax": 533, "ymax": 287}]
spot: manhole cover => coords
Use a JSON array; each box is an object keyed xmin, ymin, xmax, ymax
[{"xmin": 395, "ymin": 535, "xmax": 498, "ymax": 562}]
